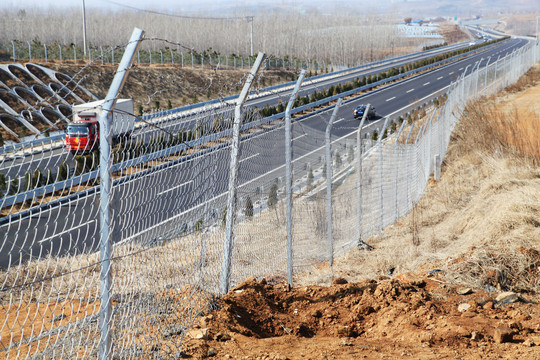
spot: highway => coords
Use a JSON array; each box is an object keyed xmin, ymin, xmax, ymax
[
  {"xmin": 0, "ymin": 39, "xmax": 488, "ymax": 179},
  {"xmin": 0, "ymin": 37, "xmax": 529, "ymax": 269}
]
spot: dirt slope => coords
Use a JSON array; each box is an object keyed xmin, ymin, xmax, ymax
[{"xmin": 43, "ymin": 63, "xmax": 298, "ymax": 115}]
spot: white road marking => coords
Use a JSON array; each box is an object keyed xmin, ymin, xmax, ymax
[
  {"xmin": 386, "ymin": 96, "xmax": 396, "ymax": 102},
  {"xmin": 406, "ymin": 89, "xmax": 415, "ymax": 93},
  {"xmin": 459, "ymin": 67, "xmax": 463, "ymax": 70},
  {"xmin": 449, "ymin": 72, "xmax": 454, "ymax": 75},
  {"xmin": 292, "ymin": 134, "xmax": 307, "ymax": 141},
  {"xmin": 158, "ymin": 180, "xmax": 194, "ymax": 195},
  {"xmin": 240, "ymin": 153, "xmax": 260, "ymax": 163},
  {"xmin": 39, "ymin": 220, "xmax": 96, "ymax": 243},
  {"xmin": 423, "ymin": 82, "xmax": 430, "ymax": 86},
  {"xmin": 437, "ymin": 76, "xmax": 443, "ymax": 80}
]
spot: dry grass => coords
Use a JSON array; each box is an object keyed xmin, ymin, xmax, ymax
[
  {"xmin": 459, "ymin": 103, "xmax": 540, "ymax": 166},
  {"xmin": 298, "ymin": 65, "xmax": 540, "ymax": 297},
  {"xmin": 459, "ymin": 65, "xmax": 540, "ymax": 166}
]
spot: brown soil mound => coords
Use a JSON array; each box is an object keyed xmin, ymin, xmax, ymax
[{"xmin": 181, "ymin": 276, "xmax": 540, "ymax": 359}]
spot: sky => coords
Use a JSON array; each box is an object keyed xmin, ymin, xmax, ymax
[
  {"xmin": 1, "ymin": 0, "xmax": 353, "ymax": 11},
  {"xmin": 3, "ymin": 0, "xmax": 539, "ymax": 15},
  {"xmin": 3, "ymin": 0, "xmax": 204, "ymax": 9}
]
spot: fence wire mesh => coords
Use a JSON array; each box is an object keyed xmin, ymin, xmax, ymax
[{"xmin": 0, "ymin": 35, "xmax": 538, "ymax": 358}]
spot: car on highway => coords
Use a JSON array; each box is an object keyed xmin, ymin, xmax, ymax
[{"xmin": 353, "ymin": 104, "xmax": 376, "ymax": 119}]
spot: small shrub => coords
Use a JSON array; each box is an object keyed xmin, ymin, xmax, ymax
[
  {"xmin": 335, "ymin": 153, "xmax": 342, "ymax": 168},
  {"xmin": 8, "ymin": 177, "xmax": 19, "ymax": 195},
  {"xmin": 268, "ymin": 183, "xmax": 278, "ymax": 208},
  {"xmin": 244, "ymin": 196, "xmax": 254, "ymax": 218},
  {"xmin": 0, "ymin": 173, "xmax": 6, "ymax": 193},
  {"xmin": 57, "ymin": 162, "xmax": 69, "ymax": 181},
  {"xmin": 307, "ymin": 167, "xmax": 314, "ymax": 190}
]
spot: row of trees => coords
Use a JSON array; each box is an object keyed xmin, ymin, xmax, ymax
[
  {"xmin": 0, "ymin": 7, "xmax": 422, "ymax": 67},
  {"xmin": 6, "ymin": 39, "xmax": 321, "ymax": 73}
]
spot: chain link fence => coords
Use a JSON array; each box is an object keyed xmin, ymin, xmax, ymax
[
  {"xmin": 3, "ymin": 41, "xmax": 326, "ymax": 72},
  {"xmin": 0, "ymin": 31, "xmax": 538, "ymax": 358}
]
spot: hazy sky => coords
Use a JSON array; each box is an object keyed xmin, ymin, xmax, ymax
[
  {"xmin": 0, "ymin": 0, "xmax": 353, "ymax": 11},
  {"xmin": 2, "ymin": 0, "xmax": 326, "ymax": 10},
  {"xmin": 3, "ymin": 0, "xmax": 539, "ymax": 15},
  {"xmin": 3, "ymin": 0, "xmax": 199, "ymax": 9}
]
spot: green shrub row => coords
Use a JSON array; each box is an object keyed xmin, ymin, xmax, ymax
[{"xmin": 256, "ymin": 37, "xmax": 507, "ymax": 119}]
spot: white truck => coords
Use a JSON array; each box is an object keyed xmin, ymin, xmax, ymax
[{"xmin": 66, "ymin": 99, "xmax": 135, "ymax": 153}]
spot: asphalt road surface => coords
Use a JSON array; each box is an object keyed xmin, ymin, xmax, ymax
[{"xmin": 0, "ymin": 38, "xmax": 528, "ymax": 269}]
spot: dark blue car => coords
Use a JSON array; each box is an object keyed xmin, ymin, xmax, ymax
[{"xmin": 353, "ymin": 104, "xmax": 376, "ymax": 119}]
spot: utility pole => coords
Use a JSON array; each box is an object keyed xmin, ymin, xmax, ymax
[
  {"xmin": 246, "ymin": 16, "xmax": 254, "ymax": 57},
  {"xmin": 82, "ymin": 0, "xmax": 88, "ymax": 57}
]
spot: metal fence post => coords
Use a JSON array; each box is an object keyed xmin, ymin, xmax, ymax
[
  {"xmin": 220, "ymin": 52, "xmax": 265, "ymax": 295},
  {"xmin": 325, "ymin": 98, "xmax": 343, "ymax": 268},
  {"xmin": 404, "ymin": 124, "xmax": 414, "ymax": 208},
  {"xmin": 285, "ymin": 70, "xmax": 306, "ymax": 286},
  {"xmin": 98, "ymin": 27, "xmax": 144, "ymax": 360},
  {"xmin": 73, "ymin": 44, "xmax": 77, "ymax": 64},
  {"xmin": 474, "ymin": 60, "xmax": 481, "ymax": 97},
  {"xmin": 377, "ymin": 117, "xmax": 390, "ymax": 231},
  {"xmin": 493, "ymin": 55, "xmax": 499, "ymax": 95},
  {"xmin": 27, "ymin": 41, "xmax": 31, "ymax": 62},
  {"xmin": 504, "ymin": 53, "xmax": 508, "ymax": 88},
  {"xmin": 160, "ymin": 50, "xmax": 163, "ymax": 65},
  {"xmin": 484, "ymin": 56, "xmax": 491, "ymax": 92},
  {"xmin": 425, "ymin": 111, "xmax": 435, "ymax": 177},
  {"xmin": 100, "ymin": 46, "xmax": 103, "ymax": 65},
  {"xmin": 356, "ymin": 104, "xmax": 371, "ymax": 246},
  {"xmin": 461, "ymin": 64, "xmax": 470, "ymax": 100},
  {"xmin": 11, "ymin": 40, "xmax": 16, "ymax": 62},
  {"xmin": 191, "ymin": 53, "xmax": 194, "ymax": 69},
  {"xmin": 44, "ymin": 43, "xmax": 48, "ymax": 63},
  {"xmin": 394, "ymin": 120, "xmax": 406, "ymax": 222},
  {"xmin": 434, "ymin": 154, "xmax": 441, "ymax": 181},
  {"xmin": 171, "ymin": 49, "xmax": 174, "ymax": 65},
  {"xmin": 59, "ymin": 44, "xmax": 63, "ymax": 64}
]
